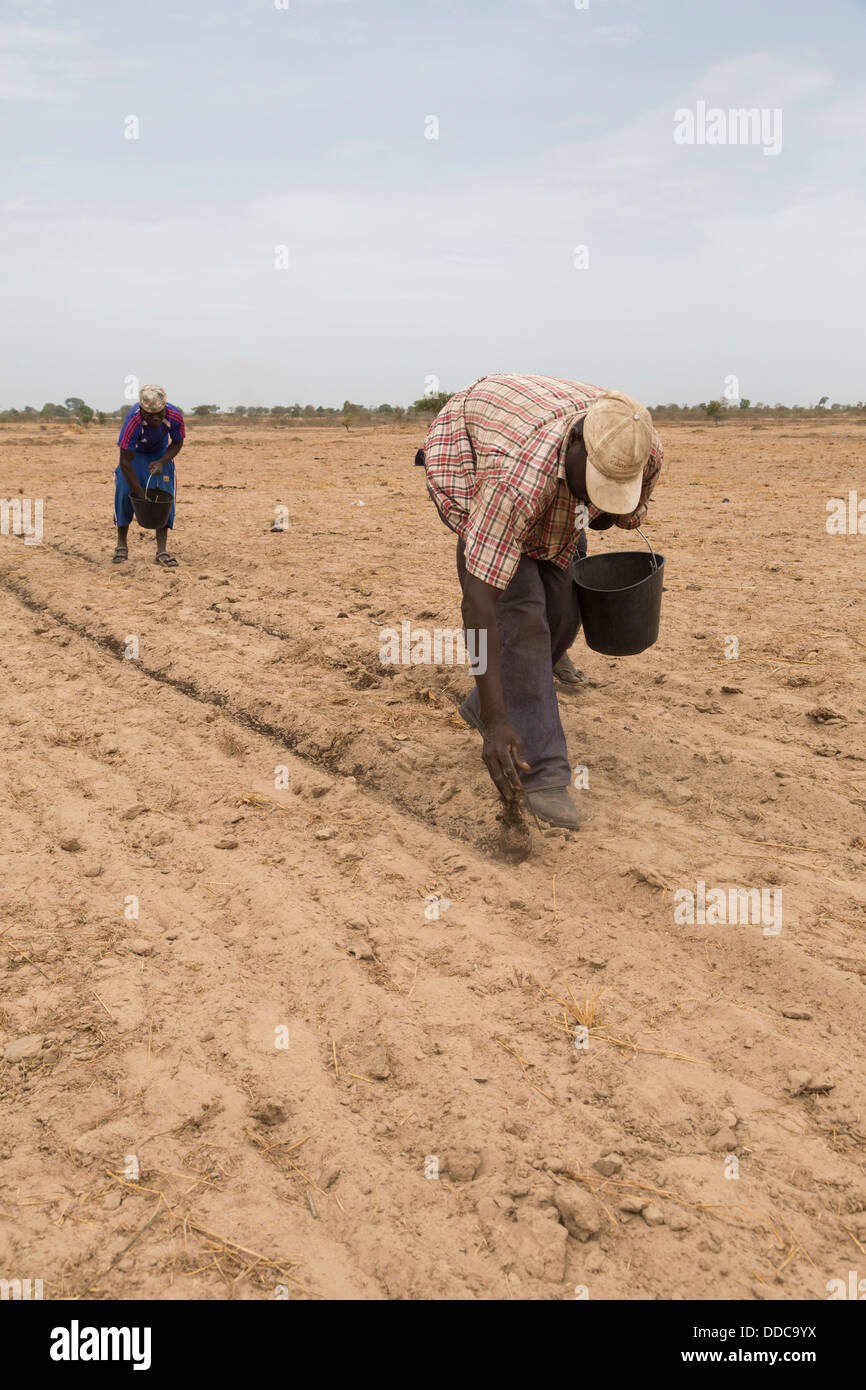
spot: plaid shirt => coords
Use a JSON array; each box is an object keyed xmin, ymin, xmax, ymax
[{"xmin": 424, "ymin": 374, "xmax": 663, "ymax": 589}]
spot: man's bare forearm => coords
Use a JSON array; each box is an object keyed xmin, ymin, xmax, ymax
[
  {"xmin": 461, "ymin": 589, "xmax": 506, "ymax": 726},
  {"xmin": 146, "ymin": 440, "xmax": 183, "ymax": 473},
  {"xmin": 457, "ymin": 540, "xmax": 508, "ymax": 726},
  {"xmin": 118, "ymin": 449, "xmax": 143, "ymax": 497},
  {"xmin": 456, "ymin": 540, "xmax": 529, "ymax": 798}
]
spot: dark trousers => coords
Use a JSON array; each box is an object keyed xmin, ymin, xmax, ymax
[{"xmin": 458, "ymin": 544, "xmax": 582, "ymax": 792}]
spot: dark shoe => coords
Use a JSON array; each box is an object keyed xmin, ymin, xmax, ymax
[
  {"xmin": 458, "ymin": 696, "xmax": 484, "ymax": 734},
  {"xmin": 553, "ymin": 652, "xmax": 585, "ymax": 684},
  {"xmin": 111, "ymin": 545, "xmax": 128, "ymax": 565},
  {"xmin": 525, "ymin": 787, "xmax": 580, "ymax": 830}
]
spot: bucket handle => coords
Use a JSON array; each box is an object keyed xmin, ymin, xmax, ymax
[{"xmin": 636, "ymin": 527, "xmax": 658, "ymax": 571}]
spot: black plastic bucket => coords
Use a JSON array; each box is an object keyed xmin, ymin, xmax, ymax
[
  {"xmin": 574, "ymin": 550, "xmax": 665, "ymax": 656},
  {"xmin": 132, "ymin": 488, "xmax": 173, "ymax": 530}
]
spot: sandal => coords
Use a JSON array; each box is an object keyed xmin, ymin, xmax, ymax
[
  {"xmin": 154, "ymin": 551, "xmax": 179, "ymax": 568},
  {"xmin": 112, "ymin": 546, "xmax": 128, "ymax": 565},
  {"xmin": 553, "ymin": 652, "xmax": 585, "ymax": 684}
]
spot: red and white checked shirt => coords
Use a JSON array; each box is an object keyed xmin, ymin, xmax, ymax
[{"xmin": 423, "ymin": 374, "xmax": 663, "ymax": 589}]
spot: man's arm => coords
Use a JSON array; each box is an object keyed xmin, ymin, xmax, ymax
[
  {"xmin": 146, "ymin": 438, "xmax": 183, "ymax": 475},
  {"xmin": 118, "ymin": 448, "xmax": 144, "ymax": 498},
  {"xmin": 458, "ymin": 540, "xmax": 529, "ymax": 801}
]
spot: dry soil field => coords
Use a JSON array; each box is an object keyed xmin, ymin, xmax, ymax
[{"xmin": 1, "ymin": 416, "xmax": 865, "ymax": 1301}]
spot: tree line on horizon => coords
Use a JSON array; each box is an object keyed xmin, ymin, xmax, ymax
[
  {"xmin": 0, "ymin": 393, "xmax": 452, "ymax": 424},
  {"xmin": 1, "ymin": 392, "xmax": 864, "ymax": 425}
]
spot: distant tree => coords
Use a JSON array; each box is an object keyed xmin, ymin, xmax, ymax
[
  {"xmin": 231, "ymin": 405, "xmax": 247, "ymax": 416},
  {"xmin": 705, "ymin": 400, "xmax": 723, "ymax": 421},
  {"xmin": 61, "ymin": 397, "xmax": 95, "ymax": 422},
  {"xmin": 377, "ymin": 403, "xmax": 395, "ymax": 415},
  {"xmin": 40, "ymin": 402, "xmax": 67, "ymax": 418},
  {"xmin": 412, "ymin": 391, "xmax": 451, "ymax": 413},
  {"xmin": 192, "ymin": 404, "xmax": 219, "ymax": 416},
  {"xmin": 738, "ymin": 398, "xmax": 751, "ymax": 410},
  {"xmin": 816, "ymin": 395, "xmax": 829, "ymax": 409}
]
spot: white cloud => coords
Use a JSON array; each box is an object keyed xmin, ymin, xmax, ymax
[
  {"xmin": 0, "ymin": 22, "xmax": 87, "ymax": 102},
  {"xmin": 576, "ymin": 23, "xmax": 642, "ymax": 48}
]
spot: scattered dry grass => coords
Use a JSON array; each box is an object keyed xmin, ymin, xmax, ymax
[{"xmin": 215, "ymin": 728, "xmax": 248, "ymax": 758}]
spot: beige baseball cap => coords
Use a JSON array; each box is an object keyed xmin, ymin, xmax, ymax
[
  {"xmin": 583, "ymin": 391, "xmax": 653, "ymax": 516},
  {"xmin": 139, "ymin": 384, "xmax": 167, "ymax": 412}
]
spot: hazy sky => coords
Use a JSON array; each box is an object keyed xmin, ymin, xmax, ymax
[{"xmin": 2, "ymin": 0, "xmax": 865, "ymax": 409}]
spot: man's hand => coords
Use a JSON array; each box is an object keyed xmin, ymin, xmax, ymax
[
  {"xmin": 148, "ymin": 457, "xmax": 165, "ymax": 476},
  {"xmin": 482, "ymin": 718, "xmax": 530, "ymax": 802}
]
